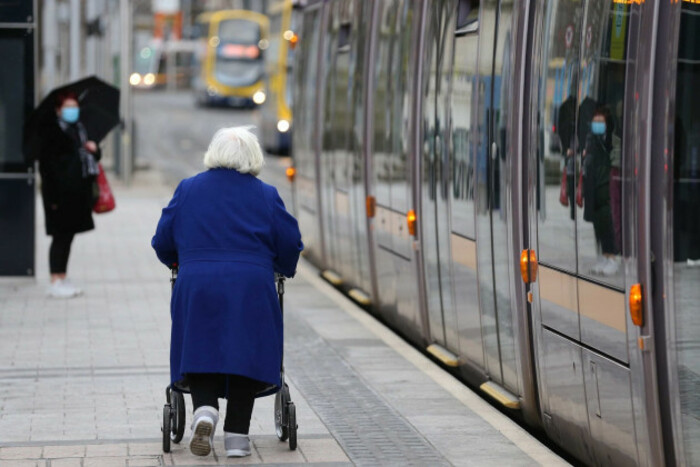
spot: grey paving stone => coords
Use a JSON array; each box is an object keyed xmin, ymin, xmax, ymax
[{"xmin": 0, "ymin": 169, "xmax": 565, "ymax": 467}]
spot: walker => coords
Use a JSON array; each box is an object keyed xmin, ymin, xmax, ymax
[{"xmin": 161, "ymin": 267, "xmax": 298, "ymax": 452}]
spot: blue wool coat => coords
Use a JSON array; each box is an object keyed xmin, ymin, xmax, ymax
[{"xmin": 151, "ymin": 168, "xmax": 303, "ymax": 397}]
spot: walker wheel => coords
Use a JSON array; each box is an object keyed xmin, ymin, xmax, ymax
[
  {"xmin": 288, "ymin": 402, "xmax": 297, "ymax": 451},
  {"xmin": 171, "ymin": 391, "xmax": 186, "ymax": 443},
  {"xmin": 275, "ymin": 385, "xmax": 290, "ymax": 441},
  {"xmin": 162, "ymin": 404, "xmax": 172, "ymax": 453}
]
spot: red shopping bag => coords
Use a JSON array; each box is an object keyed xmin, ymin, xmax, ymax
[
  {"xmin": 559, "ymin": 172, "xmax": 568, "ymax": 207},
  {"xmin": 93, "ymin": 164, "xmax": 116, "ymax": 213}
]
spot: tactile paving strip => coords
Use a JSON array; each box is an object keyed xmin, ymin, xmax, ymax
[{"xmin": 285, "ymin": 313, "xmax": 450, "ymax": 466}]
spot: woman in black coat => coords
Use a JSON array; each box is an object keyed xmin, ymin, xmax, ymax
[
  {"xmin": 36, "ymin": 92, "xmax": 101, "ymax": 298},
  {"xmin": 582, "ymin": 106, "xmax": 618, "ymax": 276}
]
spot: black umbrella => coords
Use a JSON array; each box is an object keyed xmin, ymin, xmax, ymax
[{"xmin": 24, "ymin": 76, "xmax": 120, "ymax": 160}]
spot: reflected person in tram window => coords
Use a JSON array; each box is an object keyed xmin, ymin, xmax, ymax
[
  {"xmin": 582, "ymin": 106, "xmax": 619, "ymax": 276},
  {"xmin": 36, "ymin": 92, "xmax": 102, "ymax": 298}
]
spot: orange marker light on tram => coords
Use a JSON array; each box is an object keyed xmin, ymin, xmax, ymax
[
  {"xmin": 285, "ymin": 166, "xmax": 296, "ymax": 182},
  {"xmin": 520, "ymin": 249, "xmax": 538, "ymax": 283},
  {"xmin": 629, "ymin": 283, "xmax": 643, "ymax": 327},
  {"xmin": 366, "ymin": 195, "xmax": 376, "ymax": 218},
  {"xmin": 407, "ymin": 209, "xmax": 417, "ymax": 236}
]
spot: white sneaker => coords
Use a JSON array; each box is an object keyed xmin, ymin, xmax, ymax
[
  {"xmin": 62, "ymin": 278, "xmax": 83, "ymax": 296},
  {"xmin": 224, "ymin": 432, "xmax": 251, "ymax": 457},
  {"xmin": 600, "ymin": 257, "xmax": 620, "ymax": 276},
  {"xmin": 47, "ymin": 280, "xmax": 79, "ymax": 299},
  {"xmin": 590, "ymin": 257, "xmax": 607, "ymax": 275},
  {"xmin": 189, "ymin": 406, "xmax": 218, "ymax": 456}
]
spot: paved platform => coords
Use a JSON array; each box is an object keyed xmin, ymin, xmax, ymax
[{"xmin": 0, "ymin": 169, "xmax": 569, "ymax": 466}]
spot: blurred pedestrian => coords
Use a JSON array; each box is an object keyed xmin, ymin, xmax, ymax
[
  {"xmin": 35, "ymin": 92, "xmax": 101, "ymax": 298},
  {"xmin": 151, "ymin": 126, "xmax": 303, "ymax": 458}
]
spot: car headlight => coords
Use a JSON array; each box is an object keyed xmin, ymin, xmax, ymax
[
  {"xmin": 129, "ymin": 73, "xmax": 141, "ymax": 86},
  {"xmin": 143, "ymin": 73, "xmax": 156, "ymax": 86},
  {"xmin": 253, "ymin": 90, "xmax": 266, "ymax": 105},
  {"xmin": 277, "ymin": 119, "xmax": 290, "ymax": 133}
]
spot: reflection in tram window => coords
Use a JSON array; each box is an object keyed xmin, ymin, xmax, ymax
[
  {"xmin": 673, "ymin": 2, "xmax": 700, "ymax": 464},
  {"xmin": 536, "ymin": 0, "xmax": 581, "ymax": 273},
  {"xmin": 581, "ymin": 106, "xmax": 619, "ymax": 276},
  {"xmin": 575, "ymin": 1, "xmax": 628, "ymax": 287}
]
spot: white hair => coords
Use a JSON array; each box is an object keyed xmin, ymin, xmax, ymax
[{"xmin": 203, "ymin": 126, "xmax": 265, "ymax": 176}]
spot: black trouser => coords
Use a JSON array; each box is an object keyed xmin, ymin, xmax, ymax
[
  {"xmin": 49, "ymin": 233, "xmax": 75, "ymax": 274},
  {"xmin": 188, "ymin": 373, "xmax": 262, "ymax": 434}
]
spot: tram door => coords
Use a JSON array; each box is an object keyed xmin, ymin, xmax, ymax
[
  {"xmin": 292, "ymin": 4, "xmax": 325, "ymax": 267},
  {"xmin": 528, "ymin": 1, "xmax": 640, "ymax": 464},
  {"xmin": 420, "ymin": 1, "xmax": 460, "ymax": 354},
  {"xmin": 473, "ymin": 0, "xmax": 519, "ymax": 392},
  {"xmin": 319, "ymin": 0, "xmax": 372, "ymax": 292}
]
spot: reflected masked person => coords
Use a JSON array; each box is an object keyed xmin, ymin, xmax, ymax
[
  {"xmin": 36, "ymin": 92, "xmax": 101, "ymax": 298},
  {"xmin": 152, "ymin": 126, "xmax": 303, "ymax": 458},
  {"xmin": 582, "ymin": 106, "xmax": 619, "ymax": 276}
]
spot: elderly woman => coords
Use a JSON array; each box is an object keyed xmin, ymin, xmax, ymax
[{"xmin": 151, "ymin": 126, "xmax": 303, "ymax": 458}]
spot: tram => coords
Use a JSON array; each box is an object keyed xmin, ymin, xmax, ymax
[
  {"xmin": 192, "ymin": 10, "xmax": 268, "ymax": 107},
  {"xmin": 289, "ymin": 0, "xmax": 700, "ymax": 465},
  {"xmin": 260, "ymin": 0, "xmax": 301, "ymax": 154}
]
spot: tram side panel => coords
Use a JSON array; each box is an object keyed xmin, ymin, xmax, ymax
[
  {"xmin": 449, "ymin": 14, "xmax": 487, "ymax": 378},
  {"xmin": 419, "ymin": 1, "xmax": 461, "ymax": 358},
  {"xmin": 336, "ymin": 0, "xmax": 373, "ymax": 297},
  {"xmin": 365, "ymin": 0, "xmax": 427, "ymax": 343},
  {"xmin": 365, "ymin": 0, "xmax": 408, "ymax": 327},
  {"xmin": 292, "ymin": 5, "xmax": 325, "ymax": 266}
]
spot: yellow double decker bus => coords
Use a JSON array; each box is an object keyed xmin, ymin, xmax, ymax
[
  {"xmin": 192, "ymin": 10, "xmax": 269, "ymax": 107},
  {"xmin": 260, "ymin": 0, "xmax": 300, "ymax": 154}
]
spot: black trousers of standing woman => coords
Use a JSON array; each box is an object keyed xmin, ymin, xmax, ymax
[
  {"xmin": 188, "ymin": 373, "xmax": 263, "ymax": 434},
  {"xmin": 49, "ymin": 233, "xmax": 75, "ymax": 274}
]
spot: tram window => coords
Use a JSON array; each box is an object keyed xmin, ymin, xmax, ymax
[
  {"xmin": 371, "ymin": 0, "xmax": 413, "ymax": 214},
  {"xmin": 456, "ymin": 0, "xmax": 479, "ymax": 36},
  {"xmin": 450, "ymin": 26, "xmax": 479, "ymax": 238},
  {"xmin": 574, "ymin": 1, "xmax": 629, "ymax": 288},
  {"xmin": 218, "ymin": 19, "xmax": 260, "ymax": 44},
  {"xmin": 535, "ymin": 0, "xmax": 581, "ymax": 273},
  {"xmin": 672, "ymin": 4, "xmax": 700, "ymax": 462}
]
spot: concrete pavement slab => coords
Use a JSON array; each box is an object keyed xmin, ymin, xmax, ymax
[{"xmin": 0, "ymin": 169, "xmax": 567, "ymax": 466}]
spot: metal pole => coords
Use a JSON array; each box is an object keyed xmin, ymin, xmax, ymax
[
  {"xmin": 86, "ymin": 0, "xmax": 97, "ymax": 75},
  {"xmin": 69, "ymin": 0, "xmax": 81, "ymax": 80},
  {"xmin": 42, "ymin": 0, "xmax": 58, "ymax": 94},
  {"xmin": 119, "ymin": 0, "xmax": 133, "ymax": 184}
]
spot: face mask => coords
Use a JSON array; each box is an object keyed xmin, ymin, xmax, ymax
[
  {"xmin": 61, "ymin": 107, "xmax": 80, "ymax": 123},
  {"xmin": 591, "ymin": 121, "xmax": 606, "ymax": 135}
]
